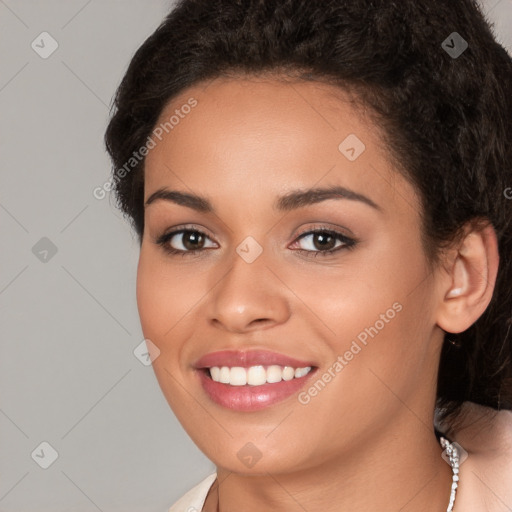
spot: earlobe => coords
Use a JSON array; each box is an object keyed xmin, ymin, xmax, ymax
[{"xmin": 436, "ymin": 223, "xmax": 499, "ymax": 334}]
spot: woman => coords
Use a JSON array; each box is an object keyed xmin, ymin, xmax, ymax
[{"xmin": 104, "ymin": 0, "xmax": 512, "ymax": 510}]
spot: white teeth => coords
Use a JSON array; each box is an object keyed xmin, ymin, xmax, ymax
[
  {"xmin": 210, "ymin": 366, "xmax": 220, "ymax": 381},
  {"xmin": 282, "ymin": 366, "xmax": 295, "ymax": 381},
  {"xmin": 208, "ymin": 365, "xmax": 312, "ymax": 386},
  {"xmin": 219, "ymin": 366, "xmax": 230, "ymax": 384},
  {"xmin": 229, "ymin": 367, "xmax": 247, "ymax": 386},
  {"xmin": 247, "ymin": 365, "xmax": 266, "ymax": 386},
  {"xmin": 266, "ymin": 365, "xmax": 283, "ymax": 383},
  {"xmin": 294, "ymin": 367, "xmax": 310, "ymax": 378}
]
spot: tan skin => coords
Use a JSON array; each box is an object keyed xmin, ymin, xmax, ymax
[{"xmin": 136, "ymin": 76, "xmax": 499, "ymax": 511}]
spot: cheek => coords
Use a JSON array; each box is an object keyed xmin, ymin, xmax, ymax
[
  {"xmin": 135, "ymin": 250, "xmax": 192, "ymax": 357},
  {"xmin": 326, "ymin": 260, "xmax": 436, "ymax": 410},
  {"xmin": 136, "ymin": 249, "xmax": 198, "ymax": 335},
  {"xmin": 283, "ymin": 233, "xmax": 431, "ymax": 373},
  {"xmin": 135, "ymin": 250, "xmax": 199, "ymax": 412},
  {"xmin": 136, "ymin": 252, "xmax": 166, "ymax": 337},
  {"xmin": 274, "ymin": 242, "xmax": 417, "ymax": 341}
]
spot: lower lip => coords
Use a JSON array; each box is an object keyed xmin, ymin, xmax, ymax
[{"xmin": 196, "ymin": 368, "xmax": 316, "ymax": 411}]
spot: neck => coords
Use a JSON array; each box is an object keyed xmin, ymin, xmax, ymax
[{"xmin": 206, "ymin": 416, "xmax": 453, "ymax": 512}]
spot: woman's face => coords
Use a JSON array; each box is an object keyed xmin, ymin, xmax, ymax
[{"xmin": 137, "ymin": 76, "xmax": 445, "ymax": 474}]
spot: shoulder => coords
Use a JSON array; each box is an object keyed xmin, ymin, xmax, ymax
[
  {"xmin": 168, "ymin": 472, "xmax": 217, "ymax": 512},
  {"xmin": 444, "ymin": 402, "xmax": 512, "ymax": 511}
]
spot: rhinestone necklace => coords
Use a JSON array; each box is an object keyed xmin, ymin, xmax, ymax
[{"xmin": 440, "ymin": 436, "xmax": 460, "ymax": 511}]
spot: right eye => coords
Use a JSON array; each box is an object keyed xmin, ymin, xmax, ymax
[{"xmin": 156, "ymin": 228, "xmax": 218, "ymax": 256}]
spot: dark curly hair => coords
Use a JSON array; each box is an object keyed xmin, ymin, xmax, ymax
[{"xmin": 104, "ymin": 0, "xmax": 512, "ymax": 431}]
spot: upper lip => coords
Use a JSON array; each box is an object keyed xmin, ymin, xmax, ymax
[{"xmin": 193, "ymin": 349, "xmax": 317, "ymax": 369}]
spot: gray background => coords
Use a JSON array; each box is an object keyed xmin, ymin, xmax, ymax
[{"xmin": 0, "ymin": 1, "xmax": 510, "ymax": 510}]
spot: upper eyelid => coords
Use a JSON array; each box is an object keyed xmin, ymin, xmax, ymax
[
  {"xmin": 158, "ymin": 224, "xmax": 216, "ymax": 240},
  {"xmin": 160, "ymin": 220, "xmax": 353, "ymax": 237}
]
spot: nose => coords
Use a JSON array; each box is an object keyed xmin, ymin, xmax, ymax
[{"xmin": 207, "ymin": 247, "xmax": 291, "ymax": 333}]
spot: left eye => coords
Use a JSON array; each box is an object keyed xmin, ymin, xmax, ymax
[{"xmin": 291, "ymin": 230, "xmax": 355, "ymax": 254}]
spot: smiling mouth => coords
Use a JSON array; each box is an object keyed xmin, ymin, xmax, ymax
[
  {"xmin": 193, "ymin": 349, "xmax": 318, "ymax": 410},
  {"xmin": 204, "ymin": 364, "xmax": 314, "ymax": 386},
  {"xmin": 196, "ymin": 364, "xmax": 318, "ymax": 411}
]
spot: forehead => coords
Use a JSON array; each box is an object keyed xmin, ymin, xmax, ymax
[{"xmin": 143, "ymin": 76, "xmax": 419, "ymax": 217}]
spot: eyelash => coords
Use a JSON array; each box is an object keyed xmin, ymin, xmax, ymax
[{"xmin": 155, "ymin": 225, "xmax": 357, "ymax": 259}]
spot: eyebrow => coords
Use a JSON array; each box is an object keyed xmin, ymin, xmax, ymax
[{"xmin": 144, "ymin": 185, "xmax": 382, "ymax": 213}]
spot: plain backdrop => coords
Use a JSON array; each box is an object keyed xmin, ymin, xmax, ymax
[{"xmin": 1, "ymin": 1, "xmax": 511, "ymax": 510}]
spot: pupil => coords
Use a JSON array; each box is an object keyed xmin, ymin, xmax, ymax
[
  {"xmin": 315, "ymin": 233, "xmax": 334, "ymax": 250},
  {"xmin": 184, "ymin": 231, "xmax": 203, "ymax": 250}
]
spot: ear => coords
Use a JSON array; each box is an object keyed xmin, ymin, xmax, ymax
[{"xmin": 436, "ymin": 221, "xmax": 499, "ymax": 334}]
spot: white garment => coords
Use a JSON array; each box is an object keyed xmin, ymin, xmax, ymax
[{"xmin": 168, "ymin": 472, "xmax": 217, "ymax": 512}]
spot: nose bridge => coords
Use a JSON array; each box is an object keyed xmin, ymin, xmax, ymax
[{"xmin": 208, "ymin": 239, "xmax": 289, "ymax": 332}]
